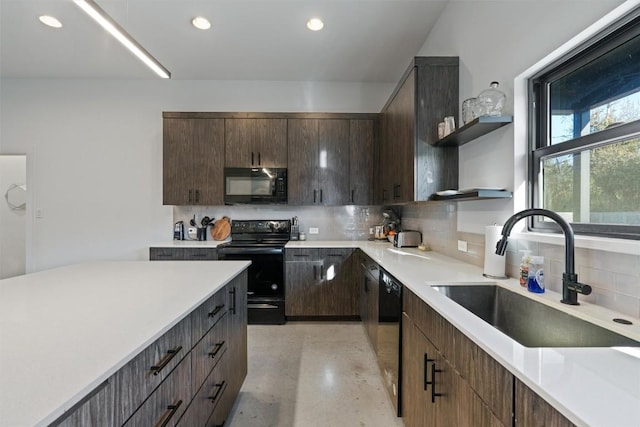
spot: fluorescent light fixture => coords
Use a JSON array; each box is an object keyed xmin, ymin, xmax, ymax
[
  {"xmin": 192, "ymin": 16, "xmax": 211, "ymax": 30},
  {"xmin": 39, "ymin": 15, "xmax": 63, "ymax": 28},
  {"xmin": 306, "ymin": 18, "xmax": 324, "ymax": 31},
  {"xmin": 73, "ymin": 0, "xmax": 171, "ymax": 79}
]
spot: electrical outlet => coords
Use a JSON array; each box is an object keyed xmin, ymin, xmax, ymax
[
  {"xmin": 457, "ymin": 240, "xmax": 468, "ymax": 252},
  {"xmin": 309, "ymin": 227, "xmax": 319, "ymax": 234}
]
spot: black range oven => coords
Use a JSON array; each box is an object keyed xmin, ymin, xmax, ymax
[{"xmin": 217, "ymin": 219, "xmax": 290, "ymax": 324}]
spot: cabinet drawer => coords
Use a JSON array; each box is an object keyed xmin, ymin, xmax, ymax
[
  {"xmin": 285, "ymin": 248, "xmax": 319, "ymax": 261},
  {"xmin": 115, "ymin": 317, "xmax": 191, "ymax": 422},
  {"xmin": 53, "ymin": 379, "xmax": 118, "ymax": 427},
  {"xmin": 320, "ymin": 248, "xmax": 353, "ymax": 259},
  {"xmin": 150, "ymin": 247, "xmax": 185, "ymax": 260},
  {"xmin": 179, "ymin": 353, "xmax": 228, "ymax": 426},
  {"xmin": 192, "ymin": 288, "xmax": 228, "ymax": 344},
  {"xmin": 123, "ymin": 352, "xmax": 191, "ymax": 427},
  {"xmin": 403, "ymin": 288, "xmax": 454, "ymax": 358},
  {"xmin": 192, "ymin": 313, "xmax": 228, "ymax": 394},
  {"xmin": 184, "ymin": 248, "xmax": 217, "ymax": 261}
]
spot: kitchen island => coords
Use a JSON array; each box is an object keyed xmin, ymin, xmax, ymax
[{"xmin": 0, "ymin": 260, "xmax": 250, "ymax": 427}]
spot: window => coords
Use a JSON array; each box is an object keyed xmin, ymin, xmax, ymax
[{"xmin": 529, "ymin": 10, "xmax": 640, "ymax": 240}]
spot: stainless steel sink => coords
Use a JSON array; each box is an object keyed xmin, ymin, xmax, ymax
[{"xmin": 431, "ymin": 285, "xmax": 640, "ymax": 347}]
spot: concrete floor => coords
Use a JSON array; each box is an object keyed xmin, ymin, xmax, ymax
[{"xmin": 226, "ymin": 322, "xmax": 405, "ymax": 427}]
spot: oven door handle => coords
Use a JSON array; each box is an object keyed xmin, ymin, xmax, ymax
[
  {"xmin": 218, "ymin": 246, "xmax": 284, "ymax": 256},
  {"xmin": 248, "ymin": 303, "xmax": 281, "ymax": 309}
]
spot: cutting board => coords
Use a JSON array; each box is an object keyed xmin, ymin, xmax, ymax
[{"xmin": 211, "ymin": 216, "xmax": 231, "ymax": 241}]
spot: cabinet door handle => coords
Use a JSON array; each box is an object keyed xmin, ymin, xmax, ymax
[
  {"xmin": 320, "ymin": 265, "xmax": 324, "ymax": 280},
  {"xmin": 158, "ymin": 400, "xmax": 183, "ymax": 427},
  {"xmin": 209, "ymin": 341, "xmax": 226, "ymax": 359},
  {"xmin": 251, "ymin": 151, "xmax": 255, "ymax": 166},
  {"xmin": 393, "ymin": 184, "xmax": 400, "ymax": 199},
  {"xmin": 313, "ymin": 265, "xmax": 317, "ymax": 280},
  {"xmin": 195, "ymin": 189, "xmax": 200, "ymax": 203},
  {"xmin": 229, "ymin": 288, "xmax": 236, "ymax": 315},
  {"xmin": 431, "ymin": 362, "xmax": 443, "ymax": 402},
  {"xmin": 150, "ymin": 346, "xmax": 183, "ymax": 376},
  {"xmin": 351, "ymin": 189, "xmax": 355, "ymax": 204},
  {"xmin": 320, "ymin": 189, "xmax": 323, "ymax": 203},
  {"xmin": 208, "ymin": 304, "xmax": 225, "ymax": 318},
  {"xmin": 293, "ymin": 254, "xmax": 310, "ymax": 258},
  {"xmin": 313, "ymin": 190, "xmax": 317, "ymax": 203},
  {"xmin": 424, "ymin": 353, "xmax": 435, "ymax": 391},
  {"xmin": 382, "ymin": 189, "xmax": 387, "ymax": 202},
  {"xmin": 208, "ymin": 381, "xmax": 226, "ymax": 403},
  {"xmin": 188, "ymin": 189, "xmax": 193, "ymax": 203},
  {"xmin": 258, "ymin": 152, "xmax": 261, "ymax": 165}
]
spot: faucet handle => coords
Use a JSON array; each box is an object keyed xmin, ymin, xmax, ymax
[{"xmin": 564, "ymin": 273, "xmax": 592, "ymax": 296}]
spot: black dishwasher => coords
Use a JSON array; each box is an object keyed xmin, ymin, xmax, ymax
[{"xmin": 378, "ymin": 268, "xmax": 402, "ymax": 416}]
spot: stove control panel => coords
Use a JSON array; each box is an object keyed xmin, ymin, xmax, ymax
[{"xmin": 231, "ymin": 220, "xmax": 291, "ymax": 234}]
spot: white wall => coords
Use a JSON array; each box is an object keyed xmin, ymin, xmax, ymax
[
  {"xmin": 0, "ymin": 79, "xmax": 392, "ymax": 271},
  {"xmin": 0, "ymin": 155, "xmax": 26, "ymax": 278},
  {"xmin": 416, "ymin": 0, "xmax": 625, "ymax": 233}
]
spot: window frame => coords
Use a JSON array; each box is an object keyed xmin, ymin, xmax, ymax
[{"xmin": 528, "ymin": 8, "xmax": 640, "ymax": 240}]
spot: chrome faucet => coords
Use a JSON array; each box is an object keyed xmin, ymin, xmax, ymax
[{"xmin": 495, "ymin": 208, "xmax": 592, "ymax": 305}]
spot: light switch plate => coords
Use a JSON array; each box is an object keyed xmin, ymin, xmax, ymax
[
  {"xmin": 457, "ymin": 240, "xmax": 468, "ymax": 252},
  {"xmin": 309, "ymin": 227, "xmax": 319, "ymax": 234}
]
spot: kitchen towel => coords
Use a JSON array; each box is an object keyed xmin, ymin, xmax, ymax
[{"xmin": 484, "ymin": 225, "xmax": 507, "ymax": 279}]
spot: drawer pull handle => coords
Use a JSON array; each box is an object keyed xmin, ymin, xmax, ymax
[
  {"xmin": 150, "ymin": 346, "xmax": 182, "ymax": 376},
  {"xmin": 430, "ymin": 362, "xmax": 442, "ymax": 402},
  {"xmin": 229, "ymin": 288, "xmax": 236, "ymax": 315},
  {"xmin": 208, "ymin": 381, "xmax": 226, "ymax": 403},
  {"xmin": 158, "ymin": 399, "xmax": 183, "ymax": 427},
  {"xmin": 209, "ymin": 304, "xmax": 225, "ymax": 317},
  {"xmin": 293, "ymin": 254, "xmax": 310, "ymax": 257},
  {"xmin": 209, "ymin": 341, "xmax": 226, "ymax": 359}
]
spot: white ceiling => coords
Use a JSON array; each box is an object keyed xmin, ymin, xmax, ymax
[{"xmin": 0, "ymin": 0, "xmax": 449, "ymax": 82}]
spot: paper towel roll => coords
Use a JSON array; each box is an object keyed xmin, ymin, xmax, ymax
[{"xmin": 483, "ymin": 225, "xmax": 507, "ymax": 279}]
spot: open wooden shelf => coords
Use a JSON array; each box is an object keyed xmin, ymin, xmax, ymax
[
  {"xmin": 435, "ymin": 115, "xmax": 513, "ymax": 147},
  {"xmin": 428, "ymin": 189, "xmax": 513, "ymax": 202}
]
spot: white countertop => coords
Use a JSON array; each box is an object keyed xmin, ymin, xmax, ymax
[
  {"xmin": 289, "ymin": 240, "xmax": 640, "ymax": 427},
  {"xmin": 0, "ymin": 260, "xmax": 250, "ymax": 427}
]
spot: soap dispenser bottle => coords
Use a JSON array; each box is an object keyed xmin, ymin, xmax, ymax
[
  {"xmin": 519, "ymin": 250, "xmax": 532, "ymax": 287},
  {"xmin": 527, "ymin": 256, "xmax": 545, "ymax": 293}
]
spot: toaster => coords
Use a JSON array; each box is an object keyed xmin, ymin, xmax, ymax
[{"xmin": 394, "ymin": 231, "xmax": 422, "ymax": 248}]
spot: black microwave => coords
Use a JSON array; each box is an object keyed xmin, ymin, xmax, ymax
[{"xmin": 224, "ymin": 168, "xmax": 287, "ymax": 204}]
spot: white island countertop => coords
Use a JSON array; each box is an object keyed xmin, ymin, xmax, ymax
[
  {"xmin": 287, "ymin": 240, "xmax": 640, "ymax": 427},
  {"xmin": 0, "ymin": 260, "xmax": 250, "ymax": 427}
]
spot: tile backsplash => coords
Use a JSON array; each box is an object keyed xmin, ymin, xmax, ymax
[
  {"xmin": 174, "ymin": 205, "xmax": 383, "ymax": 241},
  {"xmin": 399, "ymin": 202, "xmax": 640, "ymax": 320}
]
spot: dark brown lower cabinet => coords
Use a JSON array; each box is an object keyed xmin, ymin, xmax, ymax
[
  {"xmin": 402, "ymin": 289, "xmax": 511, "ymax": 427},
  {"xmin": 515, "ymin": 379, "xmax": 576, "ymax": 427},
  {"xmin": 53, "ymin": 270, "xmax": 247, "ymax": 427},
  {"xmin": 149, "ymin": 247, "xmax": 218, "ymax": 261},
  {"xmin": 285, "ymin": 248, "xmax": 357, "ymax": 316}
]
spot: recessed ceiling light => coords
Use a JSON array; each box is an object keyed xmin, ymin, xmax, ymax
[
  {"xmin": 306, "ymin": 18, "xmax": 324, "ymax": 31},
  {"xmin": 39, "ymin": 15, "xmax": 63, "ymax": 28},
  {"xmin": 192, "ymin": 16, "xmax": 211, "ymax": 30}
]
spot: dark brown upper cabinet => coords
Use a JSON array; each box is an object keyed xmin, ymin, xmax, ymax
[
  {"xmin": 225, "ymin": 118, "xmax": 287, "ymax": 168},
  {"xmin": 163, "ymin": 117, "xmax": 224, "ymax": 205},
  {"xmin": 288, "ymin": 118, "xmax": 350, "ymax": 205},
  {"xmin": 349, "ymin": 119, "xmax": 376, "ymax": 205},
  {"xmin": 379, "ymin": 57, "xmax": 459, "ymax": 203}
]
